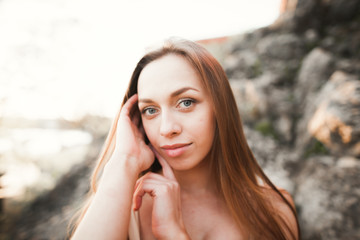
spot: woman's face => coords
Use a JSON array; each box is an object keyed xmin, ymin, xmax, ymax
[{"xmin": 137, "ymin": 54, "xmax": 216, "ymax": 171}]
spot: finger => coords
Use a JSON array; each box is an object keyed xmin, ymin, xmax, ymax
[
  {"xmin": 134, "ymin": 172, "xmax": 169, "ymax": 198},
  {"xmin": 132, "ymin": 108, "xmax": 140, "ymax": 128},
  {"xmin": 133, "ymin": 112, "xmax": 146, "ymax": 141},
  {"xmin": 133, "ymin": 173, "xmax": 172, "ymax": 210},
  {"xmin": 138, "ymin": 123, "xmax": 146, "ymax": 141},
  {"xmin": 140, "ymin": 172, "xmax": 170, "ymax": 182},
  {"xmin": 133, "ymin": 180, "xmax": 145, "ymax": 210},
  {"xmin": 133, "ymin": 178, "xmax": 174, "ymax": 211},
  {"xmin": 133, "ymin": 173, "xmax": 154, "ymax": 210},
  {"xmin": 134, "ymin": 172, "xmax": 150, "ymax": 194},
  {"xmin": 133, "ymin": 178, "xmax": 158, "ymax": 211},
  {"xmin": 150, "ymin": 146, "xmax": 176, "ymax": 181},
  {"xmin": 133, "ymin": 174, "xmax": 148, "ymax": 210},
  {"xmin": 120, "ymin": 94, "xmax": 138, "ymax": 118}
]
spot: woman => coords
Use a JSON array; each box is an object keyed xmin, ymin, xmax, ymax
[{"xmin": 71, "ymin": 38, "xmax": 300, "ymax": 239}]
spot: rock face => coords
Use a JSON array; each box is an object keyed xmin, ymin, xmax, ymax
[
  {"xmin": 305, "ymin": 71, "xmax": 360, "ymax": 156},
  {"xmin": 222, "ymin": 1, "xmax": 360, "ymax": 239},
  {"xmin": 295, "ymin": 47, "xmax": 334, "ymax": 105},
  {"xmin": 295, "ymin": 156, "xmax": 360, "ymax": 240}
]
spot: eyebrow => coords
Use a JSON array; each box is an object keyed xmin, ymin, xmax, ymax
[{"xmin": 138, "ymin": 87, "xmax": 199, "ymax": 103}]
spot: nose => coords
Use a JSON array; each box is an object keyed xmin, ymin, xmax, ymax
[{"xmin": 160, "ymin": 110, "xmax": 181, "ymax": 138}]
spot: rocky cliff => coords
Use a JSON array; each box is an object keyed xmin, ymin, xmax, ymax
[{"xmin": 223, "ymin": 0, "xmax": 360, "ymax": 239}]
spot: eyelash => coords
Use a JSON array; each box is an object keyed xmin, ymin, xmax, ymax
[
  {"xmin": 141, "ymin": 98, "xmax": 196, "ymax": 116},
  {"xmin": 141, "ymin": 107, "xmax": 158, "ymax": 116},
  {"xmin": 177, "ymin": 98, "xmax": 196, "ymax": 109}
]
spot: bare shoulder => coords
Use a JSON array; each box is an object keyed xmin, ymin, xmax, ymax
[{"xmin": 262, "ymin": 186, "xmax": 299, "ymax": 240}]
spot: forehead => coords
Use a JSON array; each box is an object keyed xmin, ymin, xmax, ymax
[{"xmin": 137, "ymin": 54, "xmax": 204, "ymax": 97}]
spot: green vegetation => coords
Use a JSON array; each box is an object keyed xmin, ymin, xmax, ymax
[
  {"xmin": 305, "ymin": 40, "xmax": 318, "ymax": 52},
  {"xmin": 254, "ymin": 120, "xmax": 278, "ymax": 140},
  {"xmin": 287, "ymin": 92, "xmax": 295, "ymax": 102},
  {"xmin": 304, "ymin": 139, "xmax": 329, "ymax": 158},
  {"xmin": 250, "ymin": 59, "xmax": 263, "ymax": 78}
]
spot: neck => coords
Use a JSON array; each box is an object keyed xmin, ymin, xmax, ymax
[{"xmin": 173, "ymin": 158, "xmax": 217, "ymax": 196}]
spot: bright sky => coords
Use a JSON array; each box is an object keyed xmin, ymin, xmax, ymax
[{"xmin": 0, "ymin": 0, "xmax": 281, "ymax": 120}]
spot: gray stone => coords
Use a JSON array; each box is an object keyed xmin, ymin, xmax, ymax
[
  {"xmin": 324, "ymin": 0, "xmax": 360, "ymax": 23},
  {"xmin": 306, "ymin": 71, "xmax": 360, "ymax": 156},
  {"xmin": 294, "ymin": 155, "xmax": 360, "ymax": 240},
  {"xmin": 231, "ymin": 72, "xmax": 297, "ymax": 142},
  {"xmin": 257, "ymin": 33, "xmax": 304, "ymax": 60},
  {"xmin": 230, "ymin": 79, "xmax": 268, "ymax": 123},
  {"xmin": 224, "ymin": 50, "xmax": 260, "ymax": 79},
  {"xmin": 244, "ymin": 126, "xmax": 297, "ymax": 192},
  {"xmin": 304, "ymin": 29, "xmax": 319, "ymax": 44},
  {"xmin": 274, "ymin": 114, "xmax": 293, "ymax": 142},
  {"xmin": 295, "ymin": 47, "xmax": 334, "ymax": 105}
]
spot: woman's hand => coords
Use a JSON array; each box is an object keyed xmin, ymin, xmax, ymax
[
  {"xmin": 133, "ymin": 150, "xmax": 190, "ymax": 240},
  {"xmin": 111, "ymin": 94, "xmax": 155, "ymax": 174},
  {"xmin": 72, "ymin": 94, "xmax": 155, "ymax": 240}
]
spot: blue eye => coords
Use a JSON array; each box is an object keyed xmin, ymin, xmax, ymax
[
  {"xmin": 142, "ymin": 107, "xmax": 157, "ymax": 116},
  {"xmin": 178, "ymin": 99, "xmax": 195, "ymax": 108}
]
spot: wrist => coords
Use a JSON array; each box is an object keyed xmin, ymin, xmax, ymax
[
  {"xmin": 105, "ymin": 151, "xmax": 141, "ymax": 176},
  {"xmin": 98, "ymin": 153, "xmax": 141, "ymax": 193}
]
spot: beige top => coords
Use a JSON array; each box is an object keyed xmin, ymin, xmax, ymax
[{"xmin": 128, "ymin": 209, "xmax": 141, "ymax": 240}]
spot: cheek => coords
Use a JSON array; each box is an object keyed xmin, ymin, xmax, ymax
[{"xmin": 192, "ymin": 111, "xmax": 216, "ymax": 143}]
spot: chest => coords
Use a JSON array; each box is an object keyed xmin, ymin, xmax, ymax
[
  {"xmin": 181, "ymin": 199, "xmax": 244, "ymax": 240},
  {"xmin": 139, "ymin": 195, "xmax": 245, "ymax": 240}
]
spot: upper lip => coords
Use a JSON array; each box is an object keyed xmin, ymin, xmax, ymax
[{"xmin": 160, "ymin": 143, "xmax": 192, "ymax": 149}]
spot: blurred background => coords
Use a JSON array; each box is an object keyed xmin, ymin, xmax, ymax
[{"xmin": 1, "ymin": 0, "xmax": 360, "ymax": 239}]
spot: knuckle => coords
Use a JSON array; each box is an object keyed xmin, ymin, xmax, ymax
[
  {"xmin": 159, "ymin": 184, "xmax": 171, "ymax": 194},
  {"xmin": 165, "ymin": 181, "xmax": 178, "ymax": 192},
  {"xmin": 135, "ymin": 178, "xmax": 142, "ymax": 185},
  {"xmin": 170, "ymin": 181, "xmax": 179, "ymax": 189},
  {"xmin": 147, "ymin": 172, "xmax": 156, "ymax": 178}
]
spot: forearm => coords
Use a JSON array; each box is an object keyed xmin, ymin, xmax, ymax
[{"xmin": 72, "ymin": 155, "xmax": 139, "ymax": 240}]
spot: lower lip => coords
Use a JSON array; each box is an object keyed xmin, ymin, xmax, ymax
[{"xmin": 162, "ymin": 144, "xmax": 191, "ymax": 158}]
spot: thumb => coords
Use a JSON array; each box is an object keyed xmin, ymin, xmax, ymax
[{"xmin": 150, "ymin": 145, "xmax": 176, "ymax": 181}]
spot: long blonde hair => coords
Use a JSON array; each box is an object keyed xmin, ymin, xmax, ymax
[{"xmin": 70, "ymin": 38, "xmax": 300, "ymax": 239}]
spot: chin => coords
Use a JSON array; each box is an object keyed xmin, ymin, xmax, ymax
[{"xmin": 165, "ymin": 157, "xmax": 205, "ymax": 172}]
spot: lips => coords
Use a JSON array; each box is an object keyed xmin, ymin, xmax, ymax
[{"xmin": 160, "ymin": 143, "xmax": 192, "ymax": 158}]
